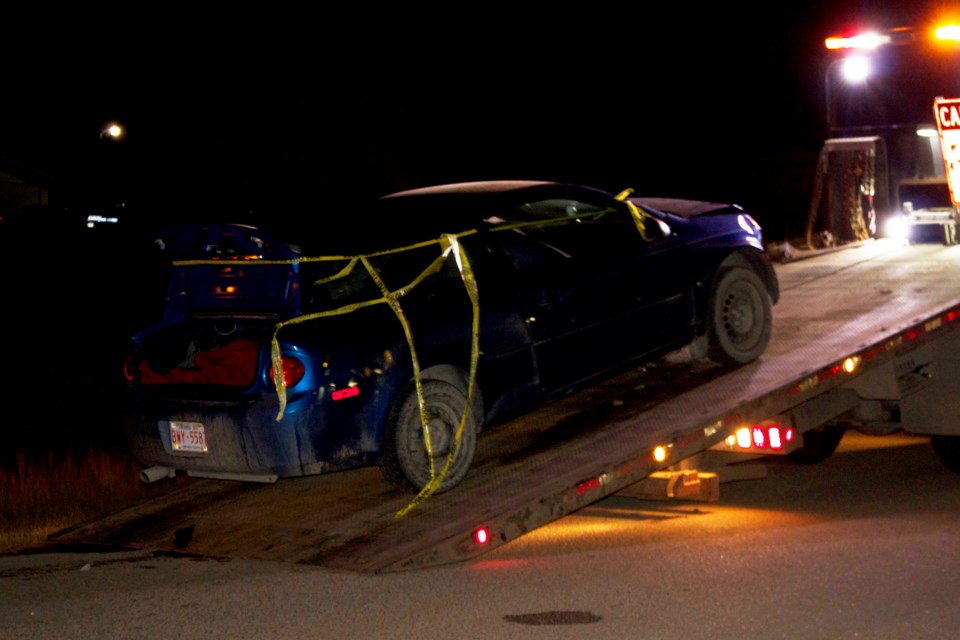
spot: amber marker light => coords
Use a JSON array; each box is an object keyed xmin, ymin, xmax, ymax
[
  {"xmin": 935, "ymin": 24, "xmax": 960, "ymax": 42},
  {"xmin": 842, "ymin": 356, "xmax": 860, "ymax": 374}
]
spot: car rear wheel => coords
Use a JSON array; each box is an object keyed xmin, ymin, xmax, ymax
[
  {"xmin": 707, "ymin": 267, "xmax": 773, "ymax": 365},
  {"xmin": 381, "ymin": 379, "xmax": 478, "ymax": 493}
]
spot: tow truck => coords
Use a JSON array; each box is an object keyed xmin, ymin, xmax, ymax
[
  {"xmin": 51, "ymin": 237, "xmax": 960, "ymax": 572},
  {"xmin": 806, "ymin": 13, "xmax": 960, "ymax": 248},
  {"xmin": 48, "ymin": 17, "xmax": 960, "ymax": 573}
]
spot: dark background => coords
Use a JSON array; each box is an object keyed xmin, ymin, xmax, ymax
[
  {"xmin": 0, "ymin": 1, "xmax": 948, "ymax": 458},
  {"xmin": 3, "ymin": 2, "xmax": 944, "ymax": 239}
]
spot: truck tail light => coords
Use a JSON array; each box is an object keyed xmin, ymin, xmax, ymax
[
  {"xmin": 713, "ymin": 421, "xmax": 798, "ymax": 455},
  {"xmin": 738, "ymin": 424, "xmax": 795, "ymax": 450}
]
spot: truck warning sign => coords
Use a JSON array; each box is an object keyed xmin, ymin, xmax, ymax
[{"xmin": 934, "ymin": 97, "xmax": 960, "ymax": 205}]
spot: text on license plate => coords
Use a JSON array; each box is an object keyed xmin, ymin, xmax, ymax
[{"xmin": 170, "ymin": 421, "xmax": 208, "ymax": 453}]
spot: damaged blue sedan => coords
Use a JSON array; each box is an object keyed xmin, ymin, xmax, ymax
[{"xmin": 123, "ymin": 180, "xmax": 779, "ymax": 494}]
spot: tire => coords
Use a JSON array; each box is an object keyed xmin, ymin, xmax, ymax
[
  {"xmin": 931, "ymin": 435, "xmax": 960, "ymax": 473},
  {"xmin": 944, "ymin": 223, "xmax": 957, "ymax": 246},
  {"xmin": 381, "ymin": 379, "xmax": 478, "ymax": 493},
  {"xmin": 706, "ymin": 267, "xmax": 773, "ymax": 366},
  {"xmin": 787, "ymin": 425, "xmax": 845, "ymax": 464}
]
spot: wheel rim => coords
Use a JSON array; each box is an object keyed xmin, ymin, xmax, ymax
[
  {"xmin": 422, "ymin": 413, "xmax": 454, "ymax": 457},
  {"xmin": 721, "ymin": 281, "xmax": 764, "ymax": 349},
  {"xmin": 402, "ymin": 393, "xmax": 473, "ymax": 486}
]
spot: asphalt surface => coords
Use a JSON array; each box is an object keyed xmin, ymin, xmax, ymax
[{"xmin": 2, "ymin": 432, "xmax": 959, "ymax": 640}]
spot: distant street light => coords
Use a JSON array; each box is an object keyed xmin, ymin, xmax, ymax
[
  {"xmin": 97, "ymin": 121, "xmax": 128, "ymax": 208},
  {"xmin": 100, "ymin": 122, "xmax": 125, "ymax": 141}
]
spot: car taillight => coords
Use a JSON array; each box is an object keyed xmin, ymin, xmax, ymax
[
  {"xmin": 281, "ymin": 356, "xmax": 305, "ymax": 388},
  {"xmin": 123, "ymin": 356, "xmax": 137, "ymax": 383}
]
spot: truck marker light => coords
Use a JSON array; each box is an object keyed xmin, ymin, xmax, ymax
[
  {"xmin": 825, "ymin": 32, "xmax": 890, "ymax": 50},
  {"xmin": 653, "ymin": 446, "xmax": 668, "ymax": 463},
  {"xmin": 576, "ymin": 477, "xmax": 603, "ymax": 495},
  {"xmin": 935, "ymin": 25, "xmax": 960, "ymax": 42},
  {"xmin": 576, "ymin": 472, "xmax": 612, "ymax": 496},
  {"xmin": 843, "ymin": 356, "xmax": 860, "ymax": 374},
  {"xmin": 473, "ymin": 527, "xmax": 490, "ymax": 545}
]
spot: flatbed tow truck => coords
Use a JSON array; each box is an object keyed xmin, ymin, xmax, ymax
[{"xmin": 49, "ymin": 237, "xmax": 960, "ymax": 572}]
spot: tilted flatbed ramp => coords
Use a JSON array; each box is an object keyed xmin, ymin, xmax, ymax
[{"xmin": 50, "ymin": 239, "xmax": 960, "ymax": 572}]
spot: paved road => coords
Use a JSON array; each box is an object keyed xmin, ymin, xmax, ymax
[{"xmin": 3, "ymin": 431, "xmax": 959, "ymax": 640}]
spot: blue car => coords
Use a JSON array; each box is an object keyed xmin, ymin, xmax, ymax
[{"xmin": 123, "ymin": 180, "xmax": 780, "ymax": 494}]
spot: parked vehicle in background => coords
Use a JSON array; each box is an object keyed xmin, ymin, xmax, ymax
[{"xmin": 122, "ymin": 180, "xmax": 779, "ymax": 495}]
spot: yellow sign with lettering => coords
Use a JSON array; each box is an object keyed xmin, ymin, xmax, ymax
[{"xmin": 934, "ymin": 97, "xmax": 960, "ymax": 205}]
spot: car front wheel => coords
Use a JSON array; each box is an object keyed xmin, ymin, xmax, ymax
[
  {"xmin": 381, "ymin": 379, "xmax": 478, "ymax": 493},
  {"xmin": 707, "ymin": 267, "xmax": 773, "ymax": 365}
]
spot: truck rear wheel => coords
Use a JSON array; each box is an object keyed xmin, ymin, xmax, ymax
[
  {"xmin": 381, "ymin": 379, "xmax": 478, "ymax": 493},
  {"xmin": 931, "ymin": 435, "xmax": 960, "ymax": 473},
  {"xmin": 707, "ymin": 267, "xmax": 773, "ymax": 365},
  {"xmin": 788, "ymin": 425, "xmax": 846, "ymax": 464}
]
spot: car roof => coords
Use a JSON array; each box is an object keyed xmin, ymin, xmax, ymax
[
  {"xmin": 379, "ymin": 180, "xmax": 560, "ymax": 199},
  {"xmin": 306, "ymin": 180, "xmax": 623, "ymax": 255}
]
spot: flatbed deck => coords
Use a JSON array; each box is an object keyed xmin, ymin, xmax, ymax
[{"xmin": 49, "ymin": 239, "xmax": 960, "ymax": 572}]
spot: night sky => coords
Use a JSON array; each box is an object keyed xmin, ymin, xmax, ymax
[
  {"xmin": 1, "ymin": 1, "xmax": 950, "ymax": 242},
  {"xmin": 0, "ymin": 1, "xmax": 951, "ymax": 458}
]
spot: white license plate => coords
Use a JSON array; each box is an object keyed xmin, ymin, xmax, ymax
[{"xmin": 169, "ymin": 421, "xmax": 208, "ymax": 453}]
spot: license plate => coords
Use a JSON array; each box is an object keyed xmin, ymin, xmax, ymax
[{"xmin": 169, "ymin": 421, "xmax": 208, "ymax": 453}]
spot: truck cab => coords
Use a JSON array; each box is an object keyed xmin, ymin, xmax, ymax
[{"xmin": 809, "ymin": 18, "xmax": 960, "ymax": 247}]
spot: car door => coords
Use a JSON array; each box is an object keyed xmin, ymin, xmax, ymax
[{"xmin": 489, "ymin": 198, "xmax": 692, "ymax": 392}]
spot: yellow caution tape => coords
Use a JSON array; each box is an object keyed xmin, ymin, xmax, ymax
[
  {"xmin": 170, "ymin": 189, "xmax": 647, "ymax": 514},
  {"xmin": 614, "ymin": 187, "xmax": 654, "ymax": 241},
  {"xmin": 394, "ymin": 234, "xmax": 481, "ymax": 517}
]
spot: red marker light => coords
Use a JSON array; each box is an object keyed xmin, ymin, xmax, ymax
[
  {"xmin": 576, "ymin": 476, "xmax": 603, "ymax": 495},
  {"xmin": 473, "ymin": 527, "xmax": 490, "ymax": 545}
]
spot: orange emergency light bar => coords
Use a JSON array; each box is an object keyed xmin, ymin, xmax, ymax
[{"xmin": 826, "ymin": 23, "xmax": 960, "ymax": 50}]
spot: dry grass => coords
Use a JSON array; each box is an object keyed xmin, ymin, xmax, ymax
[{"xmin": 0, "ymin": 448, "xmax": 183, "ymax": 554}]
